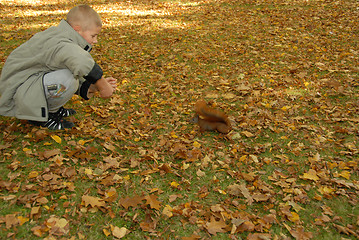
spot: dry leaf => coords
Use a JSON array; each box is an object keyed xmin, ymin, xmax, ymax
[
  {"xmin": 205, "ymin": 216, "xmax": 228, "ymax": 235},
  {"xmin": 118, "ymin": 195, "xmax": 144, "ymax": 209},
  {"xmin": 145, "ymin": 194, "xmax": 162, "ymax": 210},
  {"xmin": 300, "ymin": 169, "xmax": 319, "ymax": 181},
  {"xmin": 162, "ymin": 205, "xmax": 173, "ymax": 217},
  {"xmin": 51, "ymin": 135, "xmax": 62, "ymax": 144},
  {"xmin": 112, "ymin": 226, "xmax": 129, "ymax": 239},
  {"xmin": 82, "ymin": 195, "xmax": 105, "ymax": 208}
]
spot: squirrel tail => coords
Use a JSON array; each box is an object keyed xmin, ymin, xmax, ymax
[{"xmin": 195, "ymin": 100, "xmax": 231, "ymax": 126}]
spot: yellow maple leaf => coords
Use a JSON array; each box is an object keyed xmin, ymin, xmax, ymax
[
  {"xmin": 288, "ymin": 212, "xmax": 300, "ymax": 223},
  {"xmin": 28, "ymin": 171, "xmax": 39, "ymax": 179},
  {"xmin": 339, "ymin": 170, "xmax": 351, "ymax": 180},
  {"xmin": 318, "ymin": 186, "xmax": 335, "ymax": 195},
  {"xmin": 81, "ymin": 195, "xmax": 105, "ymax": 208},
  {"xmin": 162, "ymin": 205, "xmax": 173, "ymax": 217},
  {"xmin": 171, "ymin": 181, "xmax": 179, "ymax": 188},
  {"xmin": 193, "ymin": 141, "xmax": 201, "ymax": 148},
  {"xmin": 51, "ymin": 135, "xmax": 62, "ymax": 144},
  {"xmin": 84, "ymin": 168, "xmax": 93, "ymax": 175},
  {"xmin": 103, "ymin": 228, "xmax": 111, "ymax": 237},
  {"xmin": 17, "ymin": 216, "xmax": 29, "ymax": 226},
  {"xmin": 301, "ymin": 169, "xmax": 319, "ymax": 181}
]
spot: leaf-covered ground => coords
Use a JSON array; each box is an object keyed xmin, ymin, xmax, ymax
[{"xmin": 0, "ymin": 0, "xmax": 358, "ymax": 239}]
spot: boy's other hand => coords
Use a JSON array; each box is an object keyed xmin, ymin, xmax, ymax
[
  {"xmin": 105, "ymin": 77, "xmax": 118, "ymax": 90},
  {"xmin": 95, "ymin": 77, "xmax": 117, "ymax": 98}
]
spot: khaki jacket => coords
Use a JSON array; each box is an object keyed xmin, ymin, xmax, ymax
[{"xmin": 0, "ymin": 20, "xmax": 95, "ymax": 121}]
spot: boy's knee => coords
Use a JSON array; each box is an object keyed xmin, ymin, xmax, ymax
[{"xmin": 44, "ymin": 69, "xmax": 79, "ymax": 97}]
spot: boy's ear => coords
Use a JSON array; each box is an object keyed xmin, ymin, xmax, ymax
[{"xmin": 73, "ymin": 25, "xmax": 82, "ymax": 32}]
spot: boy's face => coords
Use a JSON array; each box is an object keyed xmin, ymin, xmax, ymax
[{"xmin": 77, "ymin": 25, "xmax": 101, "ymax": 45}]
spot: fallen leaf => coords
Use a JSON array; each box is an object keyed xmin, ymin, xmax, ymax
[
  {"xmin": 247, "ymin": 233, "xmax": 272, "ymax": 240},
  {"xmin": 17, "ymin": 216, "xmax": 29, "ymax": 226},
  {"xmin": 103, "ymin": 228, "xmax": 111, "ymax": 237},
  {"xmin": 112, "ymin": 226, "xmax": 129, "ymax": 239},
  {"xmin": 145, "ymin": 194, "xmax": 161, "ymax": 210},
  {"xmin": 196, "ymin": 169, "xmax": 205, "ymax": 177},
  {"xmin": 30, "ymin": 206, "xmax": 41, "ymax": 219},
  {"xmin": 205, "ymin": 217, "xmax": 228, "ymax": 235},
  {"xmin": 118, "ymin": 195, "xmax": 144, "ymax": 209},
  {"xmin": 288, "ymin": 211, "xmax": 300, "ymax": 223},
  {"xmin": 5, "ymin": 214, "xmax": 19, "ymax": 229},
  {"xmin": 81, "ymin": 195, "xmax": 105, "ymax": 208},
  {"xmin": 171, "ymin": 181, "xmax": 180, "ymax": 188},
  {"xmin": 182, "ymin": 234, "xmax": 201, "ymax": 240},
  {"xmin": 31, "ymin": 226, "xmax": 43, "ymax": 237},
  {"xmin": 46, "ymin": 216, "xmax": 69, "ymax": 236},
  {"xmin": 252, "ymin": 193, "xmax": 271, "ymax": 202},
  {"xmin": 300, "ymin": 169, "xmax": 319, "ymax": 181},
  {"xmin": 289, "ymin": 226, "xmax": 313, "ymax": 240},
  {"xmin": 28, "ymin": 171, "xmax": 39, "ymax": 179},
  {"xmin": 162, "ymin": 205, "xmax": 173, "ymax": 217},
  {"xmin": 51, "ymin": 135, "xmax": 62, "ymax": 144},
  {"xmin": 241, "ymin": 131, "xmax": 254, "ymax": 138}
]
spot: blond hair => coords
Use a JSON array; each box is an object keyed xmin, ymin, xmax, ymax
[{"xmin": 67, "ymin": 4, "xmax": 102, "ymax": 30}]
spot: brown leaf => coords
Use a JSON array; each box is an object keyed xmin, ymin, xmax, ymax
[
  {"xmin": 144, "ymin": 194, "xmax": 161, "ymax": 210},
  {"xmin": 332, "ymin": 223, "xmax": 359, "ymax": 237},
  {"xmin": 46, "ymin": 216, "xmax": 70, "ymax": 236},
  {"xmin": 118, "ymin": 195, "xmax": 144, "ymax": 209},
  {"xmin": 30, "ymin": 206, "xmax": 41, "ymax": 219},
  {"xmin": 289, "ymin": 226, "xmax": 313, "ymax": 240},
  {"xmin": 169, "ymin": 194, "xmax": 183, "ymax": 203},
  {"xmin": 247, "ymin": 233, "xmax": 272, "ymax": 240},
  {"xmin": 236, "ymin": 220, "xmax": 255, "ymax": 233},
  {"xmin": 42, "ymin": 149, "xmax": 61, "ymax": 159},
  {"xmin": 81, "ymin": 195, "xmax": 105, "ymax": 208},
  {"xmin": 300, "ymin": 169, "xmax": 319, "ymax": 181},
  {"xmin": 182, "ymin": 234, "xmax": 201, "ymax": 240},
  {"xmin": 0, "ymin": 143, "xmax": 11, "ymax": 150},
  {"xmin": 241, "ymin": 131, "xmax": 254, "ymax": 138},
  {"xmin": 36, "ymin": 197, "xmax": 49, "ymax": 205},
  {"xmin": 5, "ymin": 214, "xmax": 19, "ymax": 229},
  {"xmin": 112, "ymin": 226, "xmax": 129, "ymax": 239},
  {"xmin": 227, "ymin": 183, "xmax": 242, "ymax": 196},
  {"xmin": 104, "ymin": 187, "xmax": 118, "ymax": 202},
  {"xmin": 227, "ymin": 183, "xmax": 254, "ymax": 204},
  {"xmin": 31, "ymin": 226, "xmax": 44, "ymax": 237},
  {"xmin": 159, "ymin": 163, "xmax": 172, "ymax": 173},
  {"xmin": 139, "ymin": 214, "xmax": 157, "ymax": 232},
  {"xmin": 205, "ymin": 216, "xmax": 229, "ymax": 235},
  {"xmin": 252, "ymin": 193, "xmax": 271, "ymax": 202},
  {"xmin": 238, "ymin": 184, "xmax": 254, "ymax": 205}
]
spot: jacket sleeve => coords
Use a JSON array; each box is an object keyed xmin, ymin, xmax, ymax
[
  {"xmin": 76, "ymin": 77, "xmax": 92, "ymax": 100},
  {"xmin": 84, "ymin": 62, "xmax": 103, "ymax": 84},
  {"xmin": 50, "ymin": 42, "xmax": 102, "ymax": 82}
]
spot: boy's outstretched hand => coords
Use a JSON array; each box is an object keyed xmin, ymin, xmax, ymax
[
  {"xmin": 89, "ymin": 77, "xmax": 118, "ymax": 98},
  {"xmin": 105, "ymin": 77, "xmax": 117, "ymax": 89}
]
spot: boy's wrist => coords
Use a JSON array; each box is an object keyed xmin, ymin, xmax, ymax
[
  {"xmin": 79, "ymin": 80, "xmax": 92, "ymax": 100},
  {"xmin": 95, "ymin": 77, "xmax": 114, "ymax": 98}
]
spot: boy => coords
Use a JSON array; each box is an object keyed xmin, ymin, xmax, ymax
[{"xmin": 0, "ymin": 4, "xmax": 117, "ymax": 130}]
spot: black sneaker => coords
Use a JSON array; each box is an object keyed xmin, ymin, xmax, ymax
[
  {"xmin": 57, "ymin": 106, "xmax": 76, "ymax": 117},
  {"xmin": 28, "ymin": 111, "xmax": 75, "ymax": 130}
]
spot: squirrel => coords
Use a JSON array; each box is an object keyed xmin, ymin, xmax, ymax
[{"xmin": 191, "ymin": 100, "xmax": 232, "ymax": 134}]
